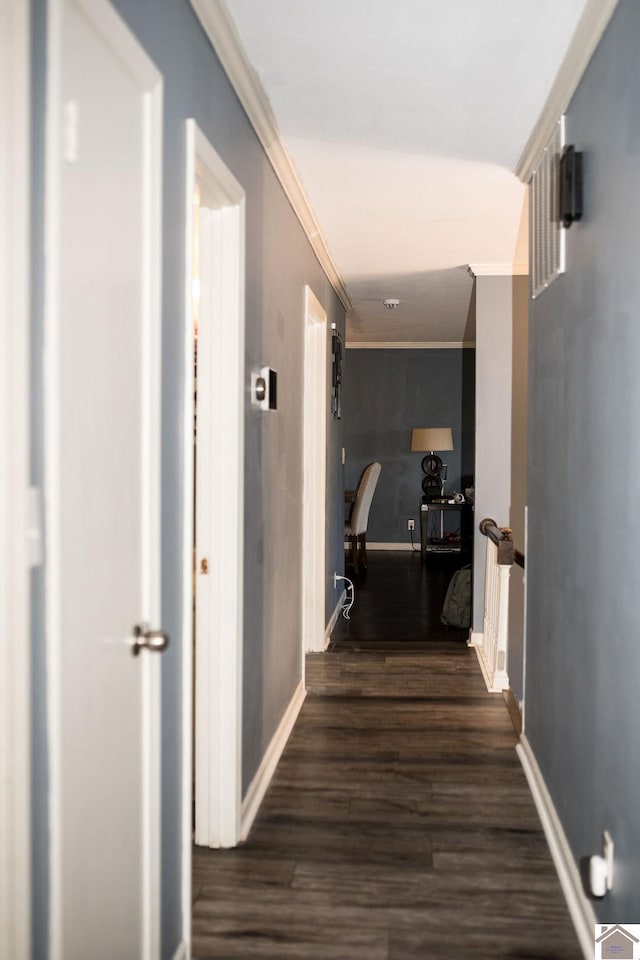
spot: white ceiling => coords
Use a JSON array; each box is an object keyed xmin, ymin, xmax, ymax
[{"xmin": 222, "ymin": 0, "xmax": 590, "ymax": 343}]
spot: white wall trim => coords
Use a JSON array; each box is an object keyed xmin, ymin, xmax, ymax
[
  {"xmin": 140, "ymin": 37, "xmax": 164, "ymax": 960},
  {"xmin": 45, "ymin": 0, "xmax": 64, "ymax": 946},
  {"xmin": 470, "ymin": 638, "xmax": 509, "ymax": 693},
  {"xmin": 170, "ymin": 941, "xmax": 189, "ymax": 960},
  {"xmin": 0, "ymin": 0, "xmax": 31, "ymax": 955},
  {"xmin": 240, "ymin": 681, "xmax": 306, "ymax": 840},
  {"xmin": 302, "ymin": 287, "xmax": 328, "ymax": 655},
  {"xmin": 188, "ymin": 0, "xmax": 351, "ymax": 312},
  {"xmin": 468, "ymin": 631, "xmax": 509, "ymax": 694},
  {"xmin": 185, "ymin": 119, "xmax": 246, "ymax": 863},
  {"xmin": 324, "ymin": 589, "xmax": 347, "ymax": 648},
  {"xmin": 180, "ymin": 119, "xmax": 196, "ymax": 959},
  {"xmin": 517, "ymin": 736, "xmax": 596, "ymax": 960},
  {"xmin": 515, "ymin": 0, "xmax": 620, "ymax": 182},
  {"xmin": 467, "ymin": 630, "xmax": 509, "ymax": 693},
  {"xmin": 345, "ymin": 541, "xmax": 415, "ymax": 552},
  {"xmin": 346, "ymin": 341, "xmax": 475, "ymax": 350}
]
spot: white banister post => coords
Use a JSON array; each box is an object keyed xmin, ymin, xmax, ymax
[{"xmin": 470, "ymin": 527, "xmax": 511, "ymax": 693}]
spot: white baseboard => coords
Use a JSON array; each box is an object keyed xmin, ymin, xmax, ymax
[
  {"xmin": 171, "ymin": 939, "xmax": 188, "ymax": 960},
  {"xmin": 324, "ymin": 589, "xmax": 346, "ymax": 648},
  {"xmin": 517, "ymin": 736, "xmax": 595, "ymax": 960},
  {"xmin": 240, "ymin": 680, "xmax": 306, "ymax": 840},
  {"xmin": 467, "ymin": 633, "xmax": 508, "ymax": 693},
  {"xmin": 343, "ymin": 541, "xmax": 416, "ymax": 552}
]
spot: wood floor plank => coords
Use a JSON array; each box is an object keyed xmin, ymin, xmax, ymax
[
  {"xmin": 192, "ymin": 849, "xmax": 297, "ymax": 889},
  {"xmin": 193, "ymin": 893, "xmax": 391, "ymax": 960},
  {"xmin": 192, "ymin": 553, "xmax": 581, "ymax": 960}
]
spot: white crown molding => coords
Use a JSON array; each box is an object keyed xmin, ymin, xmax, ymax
[
  {"xmin": 346, "ymin": 341, "xmax": 475, "ymax": 350},
  {"xmin": 515, "ymin": 0, "xmax": 620, "ymax": 182},
  {"xmin": 189, "ymin": 0, "xmax": 351, "ymax": 312}
]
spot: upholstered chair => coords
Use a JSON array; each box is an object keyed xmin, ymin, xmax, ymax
[{"xmin": 344, "ymin": 462, "xmax": 381, "ymax": 573}]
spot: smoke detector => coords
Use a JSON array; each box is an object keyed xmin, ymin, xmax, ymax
[{"xmin": 383, "ymin": 298, "xmax": 400, "ymax": 309}]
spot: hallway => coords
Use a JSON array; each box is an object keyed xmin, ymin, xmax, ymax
[{"xmin": 192, "ymin": 554, "xmax": 582, "ymax": 959}]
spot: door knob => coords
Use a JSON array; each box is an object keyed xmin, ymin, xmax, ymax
[{"xmin": 131, "ymin": 622, "xmax": 169, "ymax": 657}]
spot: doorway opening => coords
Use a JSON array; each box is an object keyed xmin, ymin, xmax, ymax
[
  {"xmin": 302, "ymin": 286, "xmax": 328, "ymax": 655},
  {"xmin": 181, "ymin": 118, "xmax": 246, "ymax": 948}
]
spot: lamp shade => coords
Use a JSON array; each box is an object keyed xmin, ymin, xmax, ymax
[{"xmin": 410, "ymin": 427, "xmax": 453, "ymax": 452}]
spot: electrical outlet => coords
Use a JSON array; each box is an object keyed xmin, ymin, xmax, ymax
[{"xmin": 408, "ymin": 519, "xmax": 415, "ymax": 531}]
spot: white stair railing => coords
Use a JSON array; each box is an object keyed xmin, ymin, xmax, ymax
[{"xmin": 469, "ymin": 518, "xmax": 514, "ymax": 692}]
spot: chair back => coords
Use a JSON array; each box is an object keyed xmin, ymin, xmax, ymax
[{"xmin": 349, "ymin": 462, "xmax": 381, "ymax": 536}]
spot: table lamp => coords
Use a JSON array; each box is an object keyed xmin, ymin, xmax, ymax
[{"xmin": 410, "ymin": 427, "xmax": 453, "ymax": 500}]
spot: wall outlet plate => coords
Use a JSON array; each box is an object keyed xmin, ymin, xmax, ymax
[{"xmin": 408, "ymin": 519, "xmax": 415, "ymax": 530}]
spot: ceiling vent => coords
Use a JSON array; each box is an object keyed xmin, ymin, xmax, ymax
[{"xmin": 530, "ymin": 116, "xmax": 565, "ymax": 299}]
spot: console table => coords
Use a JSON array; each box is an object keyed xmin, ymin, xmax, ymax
[{"xmin": 420, "ymin": 500, "xmax": 472, "ymax": 559}]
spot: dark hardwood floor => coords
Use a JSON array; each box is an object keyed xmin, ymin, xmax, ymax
[
  {"xmin": 330, "ymin": 549, "xmax": 470, "ymax": 646},
  {"xmin": 192, "ymin": 552, "xmax": 582, "ymax": 960}
]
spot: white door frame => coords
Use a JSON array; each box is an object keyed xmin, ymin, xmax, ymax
[
  {"xmin": 45, "ymin": 1, "xmax": 163, "ymax": 956},
  {"xmin": 182, "ymin": 119, "xmax": 245, "ymax": 936},
  {"xmin": 302, "ymin": 286, "xmax": 328, "ymax": 654},
  {"xmin": 0, "ymin": 0, "xmax": 32, "ymax": 955}
]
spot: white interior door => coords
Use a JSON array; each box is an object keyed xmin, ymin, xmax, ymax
[
  {"xmin": 46, "ymin": 1, "xmax": 163, "ymax": 957},
  {"xmin": 0, "ymin": 1, "xmax": 32, "ymax": 956}
]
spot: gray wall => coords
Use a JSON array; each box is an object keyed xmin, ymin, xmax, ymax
[
  {"xmin": 29, "ymin": 1, "xmax": 346, "ymax": 956},
  {"xmin": 342, "ymin": 348, "xmax": 475, "ymax": 543},
  {"xmin": 508, "ymin": 275, "xmax": 529, "ymax": 702},
  {"xmin": 527, "ymin": 0, "xmax": 640, "ymax": 919},
  {"xmin": 472, "ymin": 276, "xmax": 513, "ymax": 632}
]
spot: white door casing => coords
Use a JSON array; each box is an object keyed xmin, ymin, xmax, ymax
[
  {"xmin": 45, "ymin": 1, "xmax": 163, "ymax": 957},
  {"xmin": 182, "ymin": 119, "xmax": 245, "ymax": 877},
  {"xmin": 302, "ymin": 286, "xmax": 328, "ymax": 654},
  {"xmin": 0, "ymin": 0, "xmax": 32, "ymax": 956}
]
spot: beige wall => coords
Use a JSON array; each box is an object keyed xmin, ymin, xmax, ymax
[{"xmin": 472, "ymin": 275, "xmax": 513, "ymax": 633}]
